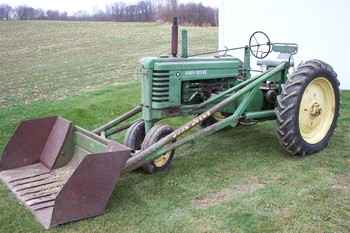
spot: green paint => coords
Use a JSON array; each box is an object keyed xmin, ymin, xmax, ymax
[
  {"xmin": 181, "ymin": 29, "xmax": 188, "ymax": 58},
  {"xmin": 140, "ymin": 52, "xmax": 287, "ymax": 124},
  {"xmin": 272, "ymin": 43, "xmax": 298, "ymax": 54},
  {"xmin": 139, "ymin": 64, "xmax": 287, "ymax": 164},
  {"xmin": 245, "ymin": 110, "xmax": 276, "ymax": 120},
  {"xmin": 74, "ymin": 131, "xmax": 107, "ymax": 154},
  {"xmin": 149, "ymin": 88, "xmax": 259, "ymax": 161},
  {"xmin": 244, "ymin": 46, "xmax": 251, "ymax": 78}
]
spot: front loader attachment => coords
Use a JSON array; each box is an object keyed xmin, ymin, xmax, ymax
[{"xmin": 0, "ymin": 117, "xmax": 130, "ymax": 229}]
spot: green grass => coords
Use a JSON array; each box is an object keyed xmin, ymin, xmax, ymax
[
  {"xmin": 0, "ymin": 21, "xmax": 217, "ymax": 107},
  {"xmin": 0, "ymin": 21, "xmax": 350, "ymax": 233}
]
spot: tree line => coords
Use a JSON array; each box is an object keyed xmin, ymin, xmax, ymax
[{"xmin": 0, "ymin": 0, "xmax": 218, "ymax": 26}]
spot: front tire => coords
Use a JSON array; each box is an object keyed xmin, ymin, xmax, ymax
[
  {"xmin": 141, "ymin": 124, "xmax": 175, "ymax": 174},
  {"xmin": 124, "ymin": 120, "xmax": 145, "ymax": 151},
  {"xmin": 276, "ymin": 60, "xmax": 340, "ymax": 156}
]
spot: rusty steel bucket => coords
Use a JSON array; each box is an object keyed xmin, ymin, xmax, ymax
[{"xmin": 0, "ymin": 117, "xmax": 131, "ymax": 229}]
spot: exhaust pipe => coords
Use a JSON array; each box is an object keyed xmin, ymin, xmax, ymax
[{"xmin": 171, "ymin": 17, "xmax": 179, "ymax": 57}]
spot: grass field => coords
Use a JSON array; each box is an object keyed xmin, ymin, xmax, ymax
[
  {"xmin": 0, "ymin": 21, "xmax": 350, "ymax": 233},
  {"xmin": 0, "ymin": 21, "xmax": 217, "ymax": 107}
]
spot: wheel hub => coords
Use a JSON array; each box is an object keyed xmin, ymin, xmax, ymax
[
  {"xmin": 153, "ymin": 152, "xmax": 171, "ymax": 168},
  {"xmin": 310, "ymin": 102, "xmax": 322, "ymax": 117}
]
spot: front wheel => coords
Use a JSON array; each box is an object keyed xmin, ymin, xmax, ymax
[
  {"xmin": 276, "ymin": 60, "xmax": 340, "ymax": 156},
  {"xmin": 124, "ymin": 120, "xmax": 145, "ymax": 151},
  {"xmin": 199, "ymin": 112, "xmax": 231, "ymax": 128},
  {"xmin": 141, "ymin": 124, "xmax": 175, "ymax": 174}
]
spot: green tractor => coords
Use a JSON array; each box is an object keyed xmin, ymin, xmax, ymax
[{"xmin": 0, "ymin": 19, "xmax": 340, "ymax": 229}]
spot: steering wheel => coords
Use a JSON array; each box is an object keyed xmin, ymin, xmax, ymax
[{"xmin": 249, "ymin": 31, "xmax": 272, "ymax": 59}]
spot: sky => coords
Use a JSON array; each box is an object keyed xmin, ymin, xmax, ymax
[{"xmin": 4, "ymin": 0, "xmax": 218, "ymax": 13}]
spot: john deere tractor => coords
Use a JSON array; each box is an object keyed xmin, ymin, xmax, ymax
[{"xmin": 0, "ymin": 19, "xmax": 339, "ymax": 229}]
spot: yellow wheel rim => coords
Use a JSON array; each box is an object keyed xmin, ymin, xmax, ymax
[
  {"xmin": 213, "ymin": 112, "xmax": 227, "ymax": 121},
  {"xmin": 299, "ymin": 77, "xmax": 335, "ymax": 144},
  {"xmin": 153, "ymin": 151, "xmax": 172, "ymax": 168}
]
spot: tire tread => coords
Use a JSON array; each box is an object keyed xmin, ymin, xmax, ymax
[{"xmin": 276, "ymin": 60, "xmax": 340, "ymax": 156}]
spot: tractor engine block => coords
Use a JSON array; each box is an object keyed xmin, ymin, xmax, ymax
[{"xmin": 181, "ymin": 78, "xmax": 234, "ymax": 105}]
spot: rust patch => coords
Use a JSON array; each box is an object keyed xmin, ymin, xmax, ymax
[{"xmin": 193, "ymin": 177, "xmax": 265, "ymax": 209}]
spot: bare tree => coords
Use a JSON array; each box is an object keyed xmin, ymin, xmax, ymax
[
  {"xmin": 1, "ymin": 0, "xmax": 217, "ymax": 26},
  {"xmin": 0, "ymin": 4, "xmax": 12, "ymax": 20},
  {"xmin": 33, "ymin": 8, "xmax": 45, "ymax": 19},
  {"xmin": 176, "ymin": 3, "xmax": 217, "ymax": 26},
  {"xmin": 158, "ymin": 0, "xmax": 177, "ymax": 22},
  {"xmin": 46, "ymin": 10, "xmax": 60, "ymax": 20},
  {"xmin": 108, "ymin": 1, "xmax": 154, "ymax": 22},
  {"xmin": 111, "ymin": 2, "xmax": 126, "ymax": 21},
  {"xmin": 16, "ymin": 6, "xmax": 36, "ymax": 20}
]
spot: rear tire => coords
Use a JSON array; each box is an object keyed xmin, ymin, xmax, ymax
[
  {"xmin": 141, "ymin": 124, "xmax": 175, "ymax": 174},
  {"xmin": 276, "ymin": 60, "xmax": 340, "ymax": 156}
]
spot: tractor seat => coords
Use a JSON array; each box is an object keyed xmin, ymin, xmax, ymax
[
  {"xmin": 257, "ymin": 43, "xmax": 298, "ymax": 68},
  {"xmin": 257, "ymin": 53, "xmax": 294, "ymax": 68}
]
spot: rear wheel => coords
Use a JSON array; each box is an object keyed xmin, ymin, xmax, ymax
[
  {"xmin": 276, "ymin": 60, "xmax": 340, "ymax": 156},
  {"xmin": 141, "ymin": 124, "xmax": 175, "ymax": 174}
]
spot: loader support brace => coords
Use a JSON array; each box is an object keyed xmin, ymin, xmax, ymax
[
  {"xmin": 93, "ymin": 106, "xmax": 142, "ymax": 135},
  {"xmin": 151, "ymin": 88, "xmax": 259, "ymax": 161}
]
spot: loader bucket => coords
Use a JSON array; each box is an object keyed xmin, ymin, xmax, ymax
[{"xmin": 0, "ymin": 117, "xmax": 131, "ymax": 229}]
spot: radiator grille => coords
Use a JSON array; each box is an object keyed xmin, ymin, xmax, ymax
[{"xmin": 152, "ymin": 70, "xmax": 170, "ymax": 103}]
